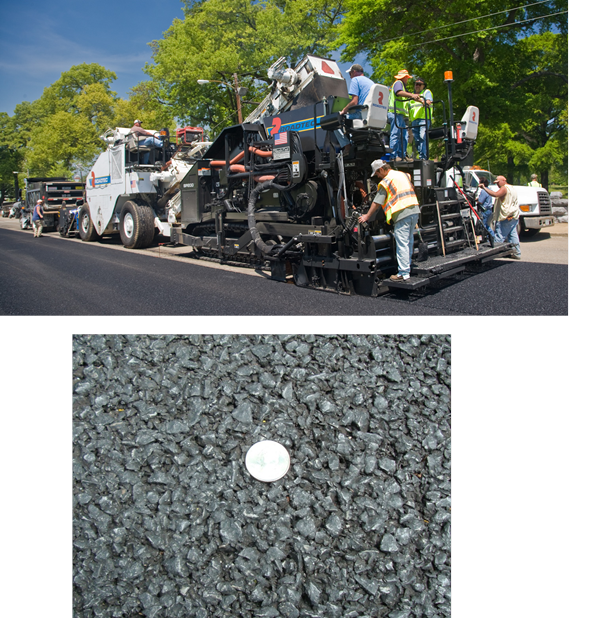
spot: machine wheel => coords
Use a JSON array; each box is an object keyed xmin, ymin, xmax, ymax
[
  {"xmin": 79, "ymin": 204, "xmax": 99, "ymax": 242},
  {"xmin": 119, "ymin": 201, "xmax": 155, "ymax": 249}
]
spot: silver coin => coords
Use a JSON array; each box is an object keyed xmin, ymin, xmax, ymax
[{"xmin": 245, "ymin": 440, "xmax": 290, "ymax": 482}]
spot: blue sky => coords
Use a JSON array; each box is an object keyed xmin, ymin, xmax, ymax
[
  {"xmin": 0, "ymin": 0, "xmax": 365, "ymax": 116},
  {"xmin": 0, "ymin": 0, "xmax": 186, "ymax": 114}
]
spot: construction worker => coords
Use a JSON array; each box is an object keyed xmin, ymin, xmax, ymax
[
  {"xmin": 407, "ymin": 77, "xmax": 433, "ymax": 160},
  {"xmin": 480, "ymin": 175, "xmax": 521, "ymax": 259},
  {"xmin": 32, "ymin": 199, "xmax": 44, "ymax": 237},
  {"xmin": 388, "ymin": 70, "xmax": 420, "ymax": 161},
  {"xmin": 477, "ymin": 178, "xmax": 495, "ymax": 239},
  {"xmin": 528, "ymin": 174, "xmax": 541, "ymax": 187},
  {"xmin": 340, "ymin": 64, "xmax": 374, "ymax": 120},
  {"xmin": 130, "ymin": 120, "xmax": 163, "ymax": 164},
  {"xmin": 359, "ymin": 159, "xmax": 420, "ymax": 280}
]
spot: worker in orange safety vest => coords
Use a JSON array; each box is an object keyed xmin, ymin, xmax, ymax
[{"xmin": 359, "ymin": 159, "xmax": 421, "ymax": 280}]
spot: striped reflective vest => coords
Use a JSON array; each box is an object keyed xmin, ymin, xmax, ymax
[
  {"xmin": 389, "ymin": 80, "xmax": 408, "ymax": 115},
  {"xmin": 408, "ymin": 89, "xmax": 433, "ymax": 122},
  {"xmin": 378, "ymin": 170, "xmax": 419, "ymax": 224}
]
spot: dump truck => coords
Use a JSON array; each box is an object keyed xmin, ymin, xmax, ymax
[
  {"xmin": 25, "ymin": 177, "xmax": 85, "ymax": 231},
  {"xmin": 82, "ymin": 55, "xmax": 513, "ymax": 295}
]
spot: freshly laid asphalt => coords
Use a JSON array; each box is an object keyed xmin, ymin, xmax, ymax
[{"xmin": 0, "ymin": 228, "xmax": 567, "ymax": 315}]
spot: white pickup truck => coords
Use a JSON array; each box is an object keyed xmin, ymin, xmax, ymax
[{"xmin": 461, "ymin": 166, "xmax": 554, "ymax": 235}]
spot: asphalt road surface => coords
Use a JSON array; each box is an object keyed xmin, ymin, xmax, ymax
[{"xmin": 0, "ymin": 227, "xmax": 567, "ymax": 315}]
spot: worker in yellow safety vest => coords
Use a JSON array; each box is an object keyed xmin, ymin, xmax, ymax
[
  {"xmin": 388, "ymin": 70, "xmax": 420, "ymax": 161},
  {"xmin": 528, "ymin": 174, "xmax": 541, "ymax": 187},
  {"xmin": 359, "ymin": 160, "xmax": 421, "ymax": 280},
  {"xmin": 407, "ymin": 77, "xmax": 433, "ymax": 160}
]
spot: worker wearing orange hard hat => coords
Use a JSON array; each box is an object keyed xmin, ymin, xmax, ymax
[{"xmin": 388, "ymin": 69, "xmax": 421, "ymax": 160}]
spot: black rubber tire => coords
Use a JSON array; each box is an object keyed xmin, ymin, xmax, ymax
[
  {"xmin": 119, "ymin": 201, "xmax": 155, "ymax": 249},
  {"xmin": 79, "ymin": 204, "xmax": 99, "ymax": 242}
]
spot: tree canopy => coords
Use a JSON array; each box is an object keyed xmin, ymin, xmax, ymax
[
  {"xmin": 144, "ymin": 0, "xmax": 345, "ymax": 129},
  {"xmin": 0, "ymin": 63, "xmax": 175, "ymax": 193},
  {"xmin": 335, "ymin": 0, "xmax": 568, "ymax": 185}
]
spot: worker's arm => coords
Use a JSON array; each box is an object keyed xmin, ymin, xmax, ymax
[
  {"xmin": 131, "ymin": 127, "xmax": 154, "ymax": 137},
  {"xmin": 358, "ymin": 201, "xmax": 381, "ymax": 224},
  {"xmin": 396, "ymin": 86, "xmax": 420, "ymax": 101},
  {"xmin": 340, "ymin": 95, "xmax": 359, "ymax": 116},
  {"xmin": 399, "ymin": 90, "xmax": 420, "ymax": 101},
  {"xmin": 480, "ymin": 184, "xmax": 507, "ymax": 199}
]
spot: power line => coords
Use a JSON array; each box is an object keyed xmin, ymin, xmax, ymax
[
  {"xmin": 377, "ymin": 0, "xmax": 556, "ymax": 46},
  {"xmin": 408, "ymin": 9, "xmax": 568, "ymax": 48}
]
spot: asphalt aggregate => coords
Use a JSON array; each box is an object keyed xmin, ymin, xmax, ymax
[
  {"xmin": 0, "ymin": 229, "xmax": 567, "ymax": 315},
  {"xmin": 73, "ymin": 334, "xmax": 451, "ymax": 617}
]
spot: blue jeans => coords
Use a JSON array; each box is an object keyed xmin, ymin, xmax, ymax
[
  {"xmin": 388, "ymin": 112, "xmax": 407, "ymax": 158},
  {"xmin": 480, "ymin": 208, "xmax": 495, "ymax": 238},
  {"xmin": 494, "ymin": 217, "xmax": 521, "ymax": 256},
  {"xmin": 394, "ymin": 213, "xmax": 420, "ymax": 277},
  {"xmin": 140, "ymin": 136, "xmax": 163, "ymax": 164},
  {"xmin": 411, "ymin": 119, "xmax": 430, "ymax": 160}
]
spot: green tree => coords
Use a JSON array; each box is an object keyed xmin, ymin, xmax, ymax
[
  {"xmin": 26, "ymin": 111, "xmax": 103, "ymax": 177},
  {"xmin": 113, "ymin": 81, "xmax": 176, "ymax": 131},
  {"xmin": 145, "ymin": 0, "xmax": 345, "ymax": 128},
  {"xmin": 335, "ymin": 0, "xmax": 568, "ymax": 186},
  {"xmin": 1, "ymin": 64, "xmax": 120, "ymax": 178},
  {"xmin": 0, "ymin": 114, "xmax": 24, "ymax": 201},
  {"xmin": 0, "ymin": 108, "xmax": 32, "ymax": 197},
  {"xmin": 36, "ymin": 63, "xmax": 117, "ymax": 118}
]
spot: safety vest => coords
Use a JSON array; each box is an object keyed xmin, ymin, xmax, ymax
[
  {"xmin": 408, "ymin": 89, "xmax": 433, "ymax": 122},
  {"xmin": 379, "ymin": 170, "xmax": 419, "ymax": 224},
  {"xmin": 528, "ymin": 180, "xmax": 541, "ymax": 187},
  {"xmin": 389, "ymin": 81, "xmax": 408, "ymax": 115}
]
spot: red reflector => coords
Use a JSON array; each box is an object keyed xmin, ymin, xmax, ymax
[
  {"xmin": 353, "ymin": 227, "xmax": 358, "ymax": 232},
  {"xmin": 321, "ymin": 60, "xmax": 335, "ymax": 75}
]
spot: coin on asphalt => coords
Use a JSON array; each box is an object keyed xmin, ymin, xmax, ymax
[{"xmin": 245, "ymin": 440, "xmax": 290, "ymax": 482}]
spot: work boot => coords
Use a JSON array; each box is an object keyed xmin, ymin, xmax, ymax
[{"xmin": 390, "ymin": 274, "xmax": 410, "ymax": 281}]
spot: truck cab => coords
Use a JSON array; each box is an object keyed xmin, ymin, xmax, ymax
[{"xmin": 462, "ymin": 167, "xmax": 554, "ymax": 235}]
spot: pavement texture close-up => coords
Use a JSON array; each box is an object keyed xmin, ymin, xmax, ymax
[{"xmin": 72, "ymin": 334, "xmax": 452, "ymax": 618}]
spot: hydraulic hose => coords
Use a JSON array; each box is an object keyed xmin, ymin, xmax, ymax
[
  {"xmin": 210, "ymin": 147, "xmax": 272, "ymax": 169},
  {"xmin": 248, "ymin": 179, "xmax": 292, "ymax": 255}
]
